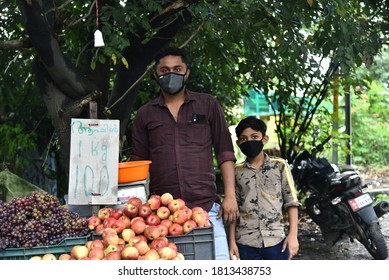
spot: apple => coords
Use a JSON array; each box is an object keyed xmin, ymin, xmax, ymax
[
  {"xmin": 118, "ymin": 215, "xmax": 131, "ymax": 228},
  {"xmin": 103, "ymin": 216, "xmax": 117, "ymax": 229},
  {"xmin": 173, "ymin": 252, "xmax": 185, "ymax": 260},
  {"xmin": 71, "ymin": 245, "xmax": 89, "ymax": 260},
  {"xmin": 197, "ymin": 219, "xmax": 212, "ymax": 228},
  {"xmin": 127, "ymin": 196, "xmax": 143, "ymax": 209},
  {"xmin": 182, "ymin": 206, "xmax": 192, "ymax": 219},
  {"xmin": 112, "ymin": 219, "xmax": 127, "ymax": 234},
  {"xmin": 130, "ymin": 218, "xmax": 146, "ymax": 234},
  {"xmin": 191, "ymin": 207, "xmax": 207, "ymax": 224},
  {"xmin": 167, "ymin": 242, "xmax": 178, "ymax": 252},
  {"xmin": 121, "ymin": 246, "xmax": 139, "ymax": 260},
  {"xmin": 129, "ymin": 234, "xmax": 147, "ymax": 246},
  {"xmin": 58, "ymin": 253, "xmax": 72, "ymax": 260},
  {"xmin": 29, "ymin": 256, "xmax": 42, "ymax": 260},
  {"xmin": 110, "ymin": 209, "xmax": 123, "ymax": 220},
  {"xmin": 102, "ymin": 227, "xmax": 117, "ymax": 237},
  {"xmin": 123, "ymin": 202, "xmax": 139, "ymax": 219},
  {"xmin": 103, "ymin": 232, "xmax": 120, "ymax": 247},
  {"xmin": 150, "ymin": 237, "xmax": 168, "ymax": 250},
  {"xmin": 145, "ymin": 213, "xmax": 161, "ymax": 226},
  {"xmin": 168, "ymin": 199, "xmax": 182, "ymax": 213},
  {"xmin": 157, "ymin": 246, "xmax": 174, "ymax": 260},
  {"xmin": 95, "ymin": 224, "xmax": 104, "ymax": 235},
  {"xmin": 134, "ymin": 240, "xmax": 150, "ymax": 256},
  {"xmin": 144, "ymin": 248, "xmax": 160, "ymax": 260},
  {"xmin": 156, "ymin": 206, "xmax": 171, "ymax": 220},
  {"xmin": 147, "ymin": 194, "xmax": 161, "ymax": 210},
  {"xmin": 168, "ymin": 223, "xmax": 183, "ymax": 236},
  {"xmin": 172, "ymin": 209, "xmax": 189, "ymax": 225},
  {"xmin": 138, "ymin": 203, "xmax": 152, "ymax": 218},
  {"xmin": 104, "ymin": 244, "xmax": 120, "ymax": 255},
  {"xmin": 160, "ymin": 192, "xmax": 174, "ymax": 206},
  {"xmin": 98, "ymin": 207, "xmax": 112, "ymax": 221},
  {"xmin": 105, "ymin": 250, "xmax": 121, "ymax": 260},
  {"xmin": 157, "ymin": 224, "xmax": 169, "ymax": 237},
  {"xmin": 90, "ymin": 239, "xmax": 104, "ymax": 249},
  {"xmin": 121, "ymin": 228, "xmax": 136, "ymax": 243},
  {"xmin": 176, "ymin": 198, "xmax": 186, "ymax": 209},
  {"xmin": 88, "ymin": 215, "xmax": 102, "ymax": 230},
  {"xmin": 88, "ymin": 247, "xmax": 105, "ymax": 260},
  {"xmin": 160, "ymin": 218, "xmax": 173, "ymax": 229},
  {"xmin": 143, "ymin": 225, "xmax": 160, "ymax": 241},
  {"xmin": 42, "ymin": 253, "xmax": 57, "ymax": 260},
  {"xmin": 85, "ymin": 240, "xmax": 93, "ymax": 250},
  {"xmin": 182, "ymin": 219, "xmax": 197, "ymax": 233}
]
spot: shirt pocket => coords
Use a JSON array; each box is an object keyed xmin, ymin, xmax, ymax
[
  {"xmin": 146, "ymin": 121, "xmax": 166, "ymax": 147},
  {"xmin": 185, "ymin": 123, "xmax": 211, "ymax": 146}
]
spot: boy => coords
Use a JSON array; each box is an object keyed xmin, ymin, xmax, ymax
[{"xmin": 228, "ymin": 116, "xmax": 300, "ymax": 260}]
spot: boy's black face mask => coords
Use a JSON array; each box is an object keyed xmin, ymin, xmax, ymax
[
  {"xmin": 157, "ymin": 72, "xmax": 186, "ymax": 95},
  {"xmin": 239, "ymin": 140, "xmax": 264, "ymax": 158}
]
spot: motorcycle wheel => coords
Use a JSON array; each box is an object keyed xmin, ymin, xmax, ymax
[{"xmin": 359, "ymin": 222, "xmax": 388, "ymax": 260}]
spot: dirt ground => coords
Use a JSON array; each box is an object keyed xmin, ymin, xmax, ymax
[{"xmin": 294, "ymin": 168, "xmax": 389, "ymax": 260}]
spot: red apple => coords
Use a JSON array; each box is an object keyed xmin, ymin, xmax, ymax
[
  {"xmin": 98, "ymin": 207, "xmax": 112, "ymax": 221},
  {"xmin": 95, "ymin": 224, "xmax": 104, "ymax": 234},
  {"xmin": 118, "ymin": 215, "xmax": 131, "ymax": 228},
  {"xmin": 150, "ymin": 237, "xmax": 168, "ymax": 250},
  {"xmin": 105, "ymin": 250, "xmax": 121, "ymax": 260},
  {"xmin": 134, "ymin": 240, "xmax": 150, "ymax": 256},
  {"xmin": 110, "ymin": 209, "xmax": 123, "ymax": 220},
  {"xmin": 103, "ymin": 232, "xmax": 119, "ymax": 247},
  {"xmin": 130, "ymin": 218, "xmax": 146, "ymax": 235},
  {"xmin": 157, "ymin": 246, "xmax": 174, "ymax": 260},
  {"xmin": 127, "ymin": 196, "xmax": 143, "ymax": 209},
  {"xmin": 147, "ymin": 194, "xmax": 161, "ymax": 211},
  {"xmin": 88, "ymin": 215, "xmax": 102, "ymax": 230},
  {"xmin": 88, "ymin": 247, "xmax": 105, "ymax": 260},
  {"xmin": 172, "ymin": 209, "xmax": 189, "ymax": 225},
  {"xmin": 123, "ymin": 202, "xmax": 139, "ymax": 219},
  {"xmin": 129, "ymin": 234, "xmax": 148, "ymax": 246},
  {"xmin": 103, "ymin": 217, "xmax": 117, "ymax": 229},
  {"xmin": 144, "ymin": 248, "xmax": 160, "ymax": 260},
  {"xmin": 197, "ymin": 219, "xmax": 212, "ymax": 228},
  {"xmin": 121, "ymin": 228, "xmax": 136, "ymax": 243},
  {"xmin": 168, "ymin": 223, "xmax": 183, "ymax": 236},
  {"xmin": 58, "ymin": 253, "xmax": 71, "ymax": 260},
  {"xmin": 191, "ymin": 207, "xmax": 207, "ymax": 224},
  {"xmin": 121, "ymin": 245, "xmax": 139, "ymax": 260},
  {"xmin": 138, "ymin": 203, "xmax": 152, "ymax": 218},
  {"xmin": 102, "ymin": 227, "xmax": 117, "ymax": 237},
  {"xmin": 42, "ymin": 253, "xmax": 57, "ymax": 260},
  {"xmin": 182, "ymin": 219, "xmax": 197, "ymax": 233},
  {"xmin": 156, "ymin": 206, "xmax": 171, "ymax": 220},
  {"xmin": 143, "ymin": 225, "xmax": 160, "ymax": 241},
  {"xmin": 90, "ymin": 239, "xmax": 104, "ymax": 249},
  {"xmin": 173, "ymin": 252, "xmax": 185, "ymax": 260},
  {"xmin": 157, "ymin": 224, "xmax": 169, "ymax": 237},
  {"xmin": 104, "ymin": 244, "xmax": 120, "ymax": 255},
  {"xmin": 112, "ymin": 219, "xmax": 127, "ymax": 234},
  {"xmin": 160, "ymin": 219, "xmax": 173, "ymax": 229},
  {"xmin": 145, "ymin": 213, "xmax": 161, "ymax": 226},
  {"xmin": 160, "ymin": 192, "xmax": 174, "ymax": 206},
  {"xmin": 168, "ymin": 199, "xmax": 182, "ymax": 213},
  {"xmin": 182, "ymin": 206, "xmax": 192, "ymax": 219},
  {"xmin": 71, "ymin": 245, "xmax": 89, "ymax": 260},
  {"xmin": 176, "ymin": 198, "xmax": 186, "ymax": 209}
]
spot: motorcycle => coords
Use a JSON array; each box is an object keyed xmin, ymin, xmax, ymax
[{"xmin": 291, "ymin": 130, "xmax": 389, "ymax": 260}]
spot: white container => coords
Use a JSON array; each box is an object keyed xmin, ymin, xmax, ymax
[{"xmin": 114, "ymin": 180, "xmax": 148, "ymax": 209}]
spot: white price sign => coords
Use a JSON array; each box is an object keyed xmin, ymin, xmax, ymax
[{"xmin": 68, "ymin": 118, "xmax": 120, "ymax": 205}]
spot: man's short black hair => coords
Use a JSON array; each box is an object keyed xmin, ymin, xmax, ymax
[
  {"xmin": 154, "ymin": 47, "xmax": 189, "ymax": 68},
  {"xmin": 235, "ymin": 116, "xmax": 267, "ymax": 138}
]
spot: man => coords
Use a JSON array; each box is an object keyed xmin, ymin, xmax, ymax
[{"xmin": 130, "ymin": 47, "xmax": 239, "ymax": 259}]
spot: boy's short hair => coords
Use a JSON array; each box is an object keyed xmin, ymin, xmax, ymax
[
  {"xmin": 235, "ymin": 116, "xmax": 267, "ymax": 138},
  {"xmin": 154, "ymin": 47, "xmax": 189, "ymax": 68}
]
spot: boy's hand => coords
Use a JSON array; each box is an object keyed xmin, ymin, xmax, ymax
[{"xmin": 282, "ymin": 234, "xmax": 299, "ymax": 259}]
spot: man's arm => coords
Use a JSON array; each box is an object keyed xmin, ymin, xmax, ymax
[{"xmin": 218, "ymin": 160, "xmax": 239, "ymax": 224}]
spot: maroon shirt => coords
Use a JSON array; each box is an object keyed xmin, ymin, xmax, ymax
[{"xmin": 130, "ymin": 90, "xmax": 236, "ymax": 211}]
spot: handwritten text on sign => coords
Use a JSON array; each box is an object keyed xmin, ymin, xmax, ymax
[{"xmin": 68, "ymin": 118, "xmax": 120, "ymax": 205}]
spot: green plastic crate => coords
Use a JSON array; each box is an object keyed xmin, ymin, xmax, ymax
[
  {"xmin": 0, "ymin": 234, "xmax": 92, "ymax": 260},
  {"xmin": 167, "ymin": 226, "xmax": 215, "ymax": 260}
]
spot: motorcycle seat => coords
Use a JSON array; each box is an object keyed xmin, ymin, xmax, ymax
[{"xmin": 330, "ymin": 171, "xmax": 361, "ymax": 186}]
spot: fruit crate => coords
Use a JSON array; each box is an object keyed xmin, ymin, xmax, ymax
[
  {"xmin": 167, "ymin": 226, "xmax": 215, "ymax": 260},
  {"xmin": 0, "ymin": 234, "xmax": 93, "ymax": 260}
]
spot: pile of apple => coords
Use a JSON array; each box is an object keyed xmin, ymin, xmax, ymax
[{"xmin": 39, "ymin": 192, "xmax": 210, "ymax": 260}]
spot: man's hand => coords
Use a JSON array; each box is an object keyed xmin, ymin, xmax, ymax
[{"xmin": 218, "ymin": 195, "xmax": 239, "ymax": 224}]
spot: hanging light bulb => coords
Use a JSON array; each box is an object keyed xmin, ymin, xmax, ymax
[
  {"xmin": 94, "ymin": 0, "xmax": 104, "ymax": 48},
  {"xmin": 94, "ymin": 29, "xmax": 104, "ymax": 47}
]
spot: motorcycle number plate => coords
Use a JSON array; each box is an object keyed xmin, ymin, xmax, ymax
[{"xmin": 348, "ymin": 193, "xmax": 373, "ymax": 212}]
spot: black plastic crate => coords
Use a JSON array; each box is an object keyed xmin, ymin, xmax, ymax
[
  {"xmin": 0, "ymin": 234, "xmax": 92, "ymax": 260},
  {"xmin": 167, "ymin": 226, "xmax": 215, "ymax": 260}
]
